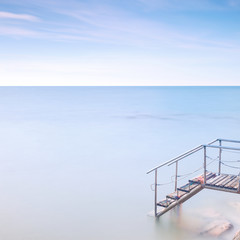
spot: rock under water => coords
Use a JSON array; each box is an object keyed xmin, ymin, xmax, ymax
[
  {"xmin": 200, "ymin": 220, "xmax": 233, "ymax": 237},
  {"xmin": 233, "ymin": 230, "xmax": 240, "ymax": 240}
]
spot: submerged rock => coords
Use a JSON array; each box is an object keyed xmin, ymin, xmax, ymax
[
  {"xmin": 233, "ymin": 230, "xmax": 240, "ymax": 240},
  {"xmin": 200, "ymin": 220, "xmax": 233, "ymax": 237},
  {"xmin": 181, "ymin": 207, "xmax": 234, "ymax": 238}
]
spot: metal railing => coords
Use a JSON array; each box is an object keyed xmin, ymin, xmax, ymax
[{"xmin": 147, "ymin": 138, "xmax": 240, "ymax": 217}]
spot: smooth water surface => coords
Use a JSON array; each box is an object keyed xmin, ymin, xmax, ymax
[{"xmin": 0, "ymin": 87, "xmax": 239, "ymax": 240}]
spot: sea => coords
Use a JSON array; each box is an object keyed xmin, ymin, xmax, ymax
[{"xmin": 0, "ymin": 87, "xmax": 239, "ymax": 240}]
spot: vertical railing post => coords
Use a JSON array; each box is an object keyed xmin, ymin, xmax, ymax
[
  {"xmin": 154, "ymin": 169, "xmax": 158, "ymax": 217},
  {"xmin": 238, "ymin": 177, "xmax": 240, "ymax": 193},
  {"xmin": 218, "ymin": 140, "xmax": 222, "ymax": 175},
  {"xmin": 204, "ymin": 146, "xmax": 207, "ymax": 186},
  {"xmin": 175, "ymin": 161, "xmax": 178, "ymax": 191}
]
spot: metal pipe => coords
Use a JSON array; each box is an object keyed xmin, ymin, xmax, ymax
[
  {"xmin": 238, "ymin": 178, "xmax": 240, "ymax": 193},
  {"xmin": 147, "ymin": 139, "xmax": 218, "ymax": 174},
  {"xmin": 204, "ymin": 146, "xmax": 207, "ymax": 186},
  {"xmin": 203, "ymin": 145, "xmax": 240, "ymax": 151},
  {"xmin": 218, "ymin": 139, "xmax": 240, "ymax": 144},
  {"xmin": 175, "ymin": 161, "xmax": 178, "ymax": 191},
  {"xmin": 218, "ymin": 140, "xmax": 222, "ymax": 175},
  {"xmin": 147, "ymin": 145, "xmax": 203, "ymax": 174},
  {"xmin": 207, "ymin": 139, "xmax": 220, "ymax": 145},
  {"xmin": 155, "ymin": 169, "xmax": 158, "ymax": 217},
  {"xmin": 168, "ymin": 139, "xmax": 219, "ymax": 167},
  {"xmin": 238, "ymin": 174, "xmax": 240, "ymax": 194},
  {"xmin": 167, "ymin": 147, "xmax": 203, "ymax": 167}
]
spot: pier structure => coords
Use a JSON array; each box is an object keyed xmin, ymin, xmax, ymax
[{"xmin": 147, "ymin": 139, "xmax": 240, "ymax": 217}]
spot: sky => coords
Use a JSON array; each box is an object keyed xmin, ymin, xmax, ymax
[{"xmin": 1, "ymin": 0, "xmax": 240, "ymax": 85}]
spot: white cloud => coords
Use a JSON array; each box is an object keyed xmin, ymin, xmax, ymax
[
  {"xmin": 57, "ymin": 6, "xmax": 240, "ymax": 52},
  {"xmin": 0, "ymin": 26, "xmax": 41, "ymax": 37},
  {"xmin": 0, "ymin": 11, "xmax": 39, "ymax": 21},
  {"xmin": 0, "ymin": 5, "xmax": 238, "ymax": 53},
  {"xmin": 138, "ymin": 0, "xmax": 228, "ymax": 10}
]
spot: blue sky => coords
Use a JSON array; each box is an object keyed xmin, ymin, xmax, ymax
[{"xmin": 1, "ymin": 0, "xmax": 240, "ymax": 85}]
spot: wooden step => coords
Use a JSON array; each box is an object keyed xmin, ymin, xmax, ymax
[
  {"xmin": 156, "ymin": 172, "xmax": 239, "ymax": 218},
  {"xmin": 167, "ymin": 190, "xmax": 186, "ymax": 200},
  {"xmin": 205, "ymin": 174, "xmax": 240, "ymax": 190},
  {"xmin": 206, "ymin": 174, "xmax": 228, "ymax": 186},
  {"xmin": 177, "ymin": 182, "xmax": 199, "ymax": 193},
  {"xmin": 224, "ymin": 176, "xmax": 238, "ymax": 189},
  {"xmin": 157, "ymin": 198, "xmax": 175, "ymax": 208},
  {"xmin": 218, "ymin": 175, "xmax": 235, "ymax": 187},
  {"xmin": 157, "ymin": 184, "xmax": 203, "ymax": 217},
  {"xmin": 190, "ymin": 172, "xmax": 216, "ymax": 184}
]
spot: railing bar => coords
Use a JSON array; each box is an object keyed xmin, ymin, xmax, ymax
[
  {"xmin": 146, "ymin": 145, "xmax": 203, "ymax": 174},
  {"xmin": 204, "ymin": 146, "xmax": 207, "ymax": 185},
  {"xmin": 218, "ymin": 140, "xmax": 222, "ymax": 175},
  {"xmin": 147, "ymin": 139, "xmax": 218, "ymax": 174},
  {"xmin": 167, "ymin": 147, "xmax": 203, "ymax": 166},
  {"xmin": 154, "ymin": 169, "xmax": 158, "ymax": 217},
  {"xmin": 175, "ymin": 161, "xmax": 178, "ymax": 191},
  {"xmin": 204, "ymin": 145, "xmax": 240, "ymax": 151},
  {"xmin": 218, "ymin": 139, "xmax": 240, "ymax": 144},
  {"xmin": 208, "ymin": 139, "xmax": 220, "ymax": 145}
]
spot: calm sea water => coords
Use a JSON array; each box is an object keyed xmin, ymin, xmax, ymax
[{"xmin": 0, "ymin": 87, "xmax": 239, "ymax": 240}]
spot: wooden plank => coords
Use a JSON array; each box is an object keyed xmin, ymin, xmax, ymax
[
  {"xmin": 228, "ymin": 177, "xmax": 240, "ymax": 189},
  {"xmin": 224, "ymin": 176, "xmax": 237, "ymax": 187},
  {"xmin": 203, "ymin": 172, "xmax": 217, "ymax": 183},
  {"xmin": 207, "ymin": 172, "xmax": 217, "ymax": 179},
  {"xmin": 218, "ymin": 175, "xmax": 234, "ymax": 187},
  {"xmin": 188, "ymin": 183, "xmax": 199, "ymax": 191},
  {"xmin": 232, "ymin": 182, "xmax": 239, "ymax": 190},
  {"xmin": 219, "ymin": 175, "xmax": 236, "ymax": 187},
  {"xmin": 177, "ymin": 182, "xmax": 198, "ymax": 193},
  {"xmin": 205, "ymin": 171, "xmax": 216, "ymax": 180},
  {"xmin": 167, "ymin": 189, "xmax": 187, "ymax": 200},
  {"xmin": 206, "ymin": 175, "xmax": 222, "ymax": 185},
  {"xmin": 224, "ymin": 176, "xmax": 238, "ymax": 188},
  {"xmin": 205, "ymin": 172, "xmax": 220, "ymax": 183},
  {"xmin": 157, "ymin": 198, "xmax": 175, "ymax": 208},
  {"xmin": 206, "ymin": 175, "xmax": 236, "ymax": 189},
  {"xmin": 235, "ymin": 177, "xmax": 240, "ymax": 189},
  {"xmin": 158, "ymin": 172, "xmax": 239, "ymax": 218},
  {"xmin": 212, "ymin": 174, "xmax": 228, "ymax": 184},
  {"xmin": 214, "ymin": 175, "xmax": 231, "ymax": 187},
  {"xmin": 224, "ymin": 176, "xmax": 238, "ymax": 189},
  {"xmin": 215, "ymin": 175, "xmax": 231, "ymax": 187},
  {"xmin": 226, "ymin": 180, "xmax": 237, "ymax": 189},
  {"xmin": 190, "ymin": 172, "xmax": 215, "ymax": 185},
  {"xmin": 177, "ymin": 187, "xmax": 189, "ymax": 193},
  {"xmin": 157, "ymin": 185, "xmax": 203, "ymax": 217},
  {"xmin": 177, "ymin": 183, "xmax": 191, "ymax": 193},
  {"xmin": 208, "ymin": 174, "xmax": 227, "ymax": 186}
]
